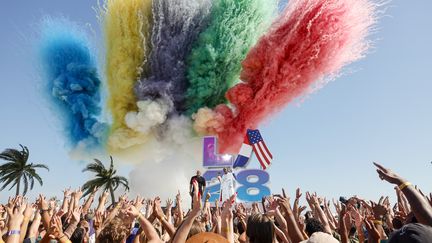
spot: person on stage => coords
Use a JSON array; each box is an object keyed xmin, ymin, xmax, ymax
[
  {"xmin": 189, "ymin": 170, "xmax": 206, "ymax": 207},
  {"xmin": 218, "ymin": 167, "xmax": 236, "ymax": 202}
]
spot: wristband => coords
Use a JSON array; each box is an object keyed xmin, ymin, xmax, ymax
[
  {"xmin": 398, "ymin": 181, "xmax": 412, "ymax": 191},
  {"xmin": 156, "ymin": 214, "xmax": 166, "ymax": 221},
  {"xmin": 40, "ymin": 209, "xmax": 49, "ymax": 213},
  {"xmin": 222, "ymin": 227, "xmax": 230, "ymax": 233},
  {"xmin": 373, "ymin": 220, "xmax": 383, "ymax": 225},
  {"xmin": 7, "ymin": 230, "xmax": 20, "ymax": 236}
]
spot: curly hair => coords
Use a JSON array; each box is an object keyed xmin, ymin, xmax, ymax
[{"xmin": 98, "ymin": 217, "xmax": 130, "ymax": 243}]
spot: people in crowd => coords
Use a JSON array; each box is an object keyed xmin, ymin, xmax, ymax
[
  {"xmin": 0, "ymin": 162, "xmax": 431, "ymax": 243},
  {"xmin": 217, "ymin": 168, "xmax": 236, "ymax": 203},
  {"xmin": 189, "ymin": 170, "xmax": 206, "ymax": 209}
]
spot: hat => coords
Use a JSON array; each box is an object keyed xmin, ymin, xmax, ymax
[
  {"xmin": 389, "ymin": 223, "xmax": 432, "ymax": 243},
  {"xmin": 186, "ymin": 232, "xmax": 230, "ymax": 243},
  {"xmin": 300, "ymin": 232, "xmax": 339, "ymax": 243}
]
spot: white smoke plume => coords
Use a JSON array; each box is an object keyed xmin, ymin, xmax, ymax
[{"xmin": 127, "ymin": 116, "xmax": 202, "ymax": 206}]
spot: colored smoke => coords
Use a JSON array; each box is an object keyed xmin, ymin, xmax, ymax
[
  {"xmin": 184, "ymin": 0, "xmax": 277, "ymax": 116},
  {"xmin": 103, "ymin": 0, "xmax": 153, "ymax": 150},
  {"xmin": 37, "ymin": 17, "xmax": 107, "ymax": 151},
  {"xmin": 194, "ymin": 0, "xmax": 379, "ymax": 153},
  {"xmin": 129, "ymin": 0, "xmax": 212, "ymax": 136}
]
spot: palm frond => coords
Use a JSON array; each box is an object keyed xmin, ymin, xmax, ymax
[
  {"xmin": 27, "ymin": 169, "xmax": 43, "ymax": 186},
  {"xmin": 19, "ymin": 144, "xmax": 29, "ymax": 164},
  {"xmin": 23, "ymin": 174, "xmax": 29, "ymax": 195},
  {"xmin": 29, "ymin": 163, "xmax": 49, "ymax": 171},
  {"xmin": 82, "ymin": 159, "xmax": 106, "ymax": 174},
  {"xmin": 6, "ymin": 179, "xmax": 18, "ymax": 192},
  {"xmin": 29, "ymin": 175, "xmax": 35, "ymax": 191},
  {"xmin": 0, "ymin": 149, "xmax": 24, "ymax": 164},
  {"xmin": 0, "ymin": 154, "xmax": 16, "ymax": 162},
  {"xmin": 109, "ymin": 156, "xmax": 114, "ymax": 172}
]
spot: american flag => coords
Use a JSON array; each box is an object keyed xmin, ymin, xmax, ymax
[{"xmin": 247, "ymin": 129, "xmax": 273, "ymax": 170}]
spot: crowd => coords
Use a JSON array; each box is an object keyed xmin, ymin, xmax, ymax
[{"xmin": 0, "ymin": 162, "xmax": 431, "ymax": 243}]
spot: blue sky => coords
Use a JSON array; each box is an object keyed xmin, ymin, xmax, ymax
[{"xmin": 0, "ymin": 0, "xmax": 431, "ymax": 203}]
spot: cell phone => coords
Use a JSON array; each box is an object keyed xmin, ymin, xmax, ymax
[{"xmin": 339, "ymin": 196, "xmax": 348, "ymax": 205}]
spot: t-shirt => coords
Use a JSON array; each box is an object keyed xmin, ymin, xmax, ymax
[{"xmin": 190, "ymin": 175, "xmax": 206, "ymax": 194}]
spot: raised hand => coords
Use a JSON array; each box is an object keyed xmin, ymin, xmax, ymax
[
  {"xmin": 6, "ymin": 204, "xmax": 24, "ymax": 230},
  {"xmin": 153, "ymin": 197, "xmax": 165, "ymax": 220},
  {"xmin": 63, "ymin": 187, "xmax": 72, "ymax": 197},
  {"xmin": 364, "ymin": 219, "xmax": 381, "ymax": 243},
  {"xmin": 100, "ymin": 190, "xmax": 109, "ymax": 201},
  {"xmin": 373, "ymin": 162, "xmax": 406, "ymax": 185},
  {"xmin": 371, "ymin": 200, "xmax": 388, "ymax": 220},
  {"xmin": 75, "ymin": 187, "xmax": 83, "ymax": 199},
  {"xmin": 23, "ymin": 203, "xmax": 36, "ymax": 219},
  {"xmin": 93, "ymin": 211, "xmax": 104, "ymax": 231},
  {"xmin": 37, "ymin": 194, "xmax": 49, "ymax": 210},
  {"xmin": 72, "ymin": 207, "xmax": 82, "ymax": 222},
  {"xmin": 176, "ymin": 190, "xmax": 182, "ymax": 203},
  {"xmin": 166, "ymin": 198, "xmax": 173, "ymax": 210},
  {"xmin": 296, "ymin": 188, "xmax": 302, "ymax": 200},
  {"xmin": 191, "ymin": 181, "xmax": 201, "ymax": 216},
  {"xmin": 126, "ymin": 205, "xmax": 140, "ymax": 218},
  {"xmin": 350, "ymin": 206, "xmax": 364, "ymax": 228},
  {"xmin": 221, "ymin": 194, "xmax": 236, "ymax": 220},
  {"xmin": 134, "ymin": 195, "xmax": 145, "ymax": 210},
  {"xmin": 48, "ymin": 215, "xmax": 65, "ymax": 239},
  {"xmin": 49, "ymin": 198, "xmax": 57, "ymax": 210},
  {"xmin": 119, "ymin": 193, "xmax": 127, "ymax": 203}
]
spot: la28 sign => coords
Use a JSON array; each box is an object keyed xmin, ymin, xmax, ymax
[{"xmin": 202, "ymin": 136, "xmax": 271, "ymax": 202}]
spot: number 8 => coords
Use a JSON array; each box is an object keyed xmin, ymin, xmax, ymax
[{"xmin": 236, "ymin": 169, "xmax": 270, "ymax": 202}]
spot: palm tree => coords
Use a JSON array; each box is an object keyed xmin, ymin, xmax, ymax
[
  {"xmin": 0, "ymin": 144, "xmax": 49, "ymax": 196},
  {"xmin": 82, "ymin": 156, "xmax": 129, "ymax": 204}
]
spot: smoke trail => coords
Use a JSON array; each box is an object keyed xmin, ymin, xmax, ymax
[
  {"xmin": 126, "ymin": 116, "xmax": 202, "ymax": 207},
  {"xmin": 37, "ymin": 17, "xmax": 107, "ymax": 150},
  {"xmin": 103, "ymin": 0, "xmax": 153, "ymax": 150},
  {"xmin": 194, "ymin": 0, "xmax": 379, "ymax": 153},
  {"xmin": 128, "ymin": 0, "xmax": 211, "ymax": 135},
  {"xmin": 184, "ymin": 0, "xmax": 277, "ymax": 116}
]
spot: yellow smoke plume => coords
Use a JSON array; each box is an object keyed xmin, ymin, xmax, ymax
[{"xmin": 103, "ymin": 0, "xmax": 152, "ymax": 150}]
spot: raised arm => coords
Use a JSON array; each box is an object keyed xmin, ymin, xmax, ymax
[
  {"xmin": 175, "ymin": 190, "xmax": 184, "ymax": 223},
  {"xmin": 5, "ymin": 199, "xmax": 24, "ymax": 243},
  {"xmin": 27, "ymin": 211, "xmax": 42, "ymax": 239},
  {"xmin": 172, "ymin": 181, "xmax": 201, "ymax": 243},
  {"xmin": 127, "ymin": 205, "xmax": 162, "ymax": 243},
  {"xmin": 82, "ymin": 187, "xmax": 97, "ymax": 215},
  {"xmin": 338, "ymin": 205, "xmax": 349, "ymax": 243},
  {"xmin": 221, "ymin": 194, "xmax": 236, "ymax": 243},
  {"xmin": 153, "ymin": 197, "xmax": 175, "ymax": 237},
  {"xmin": 96, "ymin": 191, "xmax": 109, "ymax": 213},
  {"xmin": 61, "ymin": 188, "xmax": 72, "ymax": 214},
  {"xmin": 19, "ymin": 202, "xmax": 35, "ymax": 243},
  {"xmin": 307, "ymin": 192, "xmax": 332, "ymax": 234},
  {"xmin": 37, "ymin": 194, "xmax": 51, "ymax": 230},
  {"xmin": 277, "ymin": 190, "xmax": 306, "ymax": 243},
  {"xmin": 374, "ymin": 162, "xmax": 432, "ymax": 226}
]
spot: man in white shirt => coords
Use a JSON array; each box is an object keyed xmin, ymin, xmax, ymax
[{"xmin": 218, "ymin": 168, "xmax": 236, "ymax": 202}]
